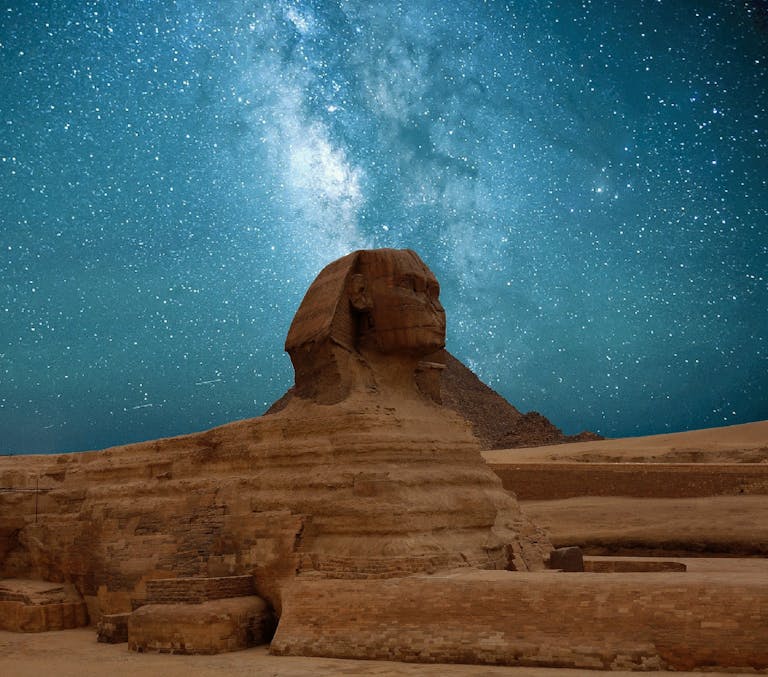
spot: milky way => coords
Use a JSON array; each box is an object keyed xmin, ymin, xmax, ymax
[{"xmin": 1, "ymin": 1, "xmax": 766, "ymax": 454}]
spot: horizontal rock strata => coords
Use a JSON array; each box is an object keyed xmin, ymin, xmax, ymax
[
  {"xmin": 488, "ymin": 461, "xmax": 768, "ymax": 500},
  {"xmin": 0, "ymin": 394, "xmax": 548, "ymax": 617},
  {"xmin": 0, "ymin": 578, "xmax": 89, "ymax": 632},
  {"xmin": 272, "ymin": 571, "xmax": 768, "ymax": 671}
]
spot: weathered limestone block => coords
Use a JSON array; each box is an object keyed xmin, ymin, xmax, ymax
[
  {"xmin": 128, "ymin": 596, "xmax": 273, "ymax": 654},
  {"xmin": 144, "ymin": 575, "xmax": 255, "ymax": 604},
  {"xmin": 0, "ymin": 579, "xmax": 89, "ymax": 632},
  {"xmin": 583, "ymin": 558, "xmax": 686, "ymax": 573},
  {"xmin": 548, "ymin": 546, "xmax": 584, "ymax": 572},
  {"xmin": 96, "ymin": 612, "xmax": 131, "ymax": 643},
  {"xmin": 489, "ymin": 461, "xmax": 768, "ymax": 500},
  {"xmin": 271, "ymin": 572, "xmax": 768, "ymax": 672}
]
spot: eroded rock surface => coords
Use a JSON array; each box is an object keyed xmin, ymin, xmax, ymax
[
  {"xmin": 269, "ymin": 341, "xmax": 603, "ymax": 449},
  {"xmin": 128, "ymin": 596, "xmax": 272, "ymax": 655},
  {"xmin": 0, "ymin": 248, "xmax": 549, "ymax": 620},
  {"xmin": 0, "ymin": 578, "xmax": 88, "ymax": 632}
]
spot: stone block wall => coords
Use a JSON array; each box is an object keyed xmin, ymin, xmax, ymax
[
  {"xmin": 144, "ymin": 575, "xmax": 255, "ymax": 604},
  {"xmin": 0, "ymin": 580, "xmax": 90, "ymax": 632},
  {"xmin": 128, "ymin": 596, "xmax": 272, "ymax": 655},
  {"xmin": 271, "ymin": 571, "xmax": 768, "ymax": 671},
  {"xmin": 297, "ymin": 552, "xmax": 499, "ymax": 579},
  {"xmin": 96, "ymin": 612, "xmax": 131, "ymax": 643},
  {"xmin": 0, "ymin": 599, "xmax": 89, "ymax": 632},
  {"xmin": 584, "ymin": 559, "xmax": 687, "ymax": 573},
  {"xmin": 489, "ymin": 462, "xmax": 768, "ymax": 500}
]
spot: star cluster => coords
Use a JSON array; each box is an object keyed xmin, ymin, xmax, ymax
[{"xmin": 1, "ymin": 0, "xmax": 766, "ymax": 454}]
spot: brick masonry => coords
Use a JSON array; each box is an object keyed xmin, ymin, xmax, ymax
[
  {"xmin": 489, "ymin": 462, "xmax": 768, "ymax": 500},
  {"xmin": 144, "ymin": 575, "xmax": 255, "ymax": 605},
  {"xmin": 128, "ymin": 596, "xmax": 273, "ymax": 655},
  {"xmin": 0, "ymin": 580, "xmax": 90, "ymax": 632},
  {"xmin": 0, "ymin": 599, "xmax": 89, "ymax": 632},
  {"xmin": 583, "ymin": 559, "xmax": 687, "ymax": 573},
  {"xmin": 271, "ymin": 571, "xmax": 768, "ymax": 671},
  {"xmin": 96, "ymin": 612, "xmax": 131, "ymax": 643}
]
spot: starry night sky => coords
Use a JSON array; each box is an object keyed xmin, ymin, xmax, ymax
[{"xmin": 1, "ymin": 1, "xmax": 766, "ymax": 455}]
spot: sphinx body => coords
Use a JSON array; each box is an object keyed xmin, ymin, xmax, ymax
[{"xmin": 0, "ymin": 249, "xmax": 549, "ymax": 618}]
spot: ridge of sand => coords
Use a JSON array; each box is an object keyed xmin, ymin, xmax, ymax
[{"xmin": 483, "ymin": 420, "xmax": 768, "ymax": 464}]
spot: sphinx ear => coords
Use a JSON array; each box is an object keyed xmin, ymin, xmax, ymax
[{"xmin": 349, "ymin": 274, "xmax": 373, "ymax": 311}]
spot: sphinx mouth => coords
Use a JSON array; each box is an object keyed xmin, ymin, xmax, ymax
[
  {"xmin": 397, "ymin": 303, "xmax": 446, "ymax": 317},
  {"xmin": 377, "ymin": 323, "xmax": 444, "ymax": 334}
]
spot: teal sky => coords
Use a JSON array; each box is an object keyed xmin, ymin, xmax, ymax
[{"xmin": 1, "ymin": 0, "xmax": 766, "ymax": 454}]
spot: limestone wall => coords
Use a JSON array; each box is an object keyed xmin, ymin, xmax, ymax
[
  {"xmin": 0, "ymin": 599, "xmax": 89, "ymax": 632},
  {"xmin": 583, "ymin": 559, "xmax": 686, "ymax": 573},
  {"xmin": 128, "ymin": 596, "xmax": 271, "ymax": 655},
  {"xmin": 0, "ymin": 396, "xmax": 548, "ymax": 617},
  {"xmin": 0, "ymin": 580, "xmax": 90, "ymax": 632},
  {"xmin": 271, "ymin": 571, "xmax": 768, "ymax": 671},
  {"xmin": 144, "ymin": 575, "xmax": 255, "ymax": 604},
  {"xmin": 489, "ymin": 462, "xmax": 768, "ymax": 499}
]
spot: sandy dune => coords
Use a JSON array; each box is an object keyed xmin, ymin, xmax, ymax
[{"xmin": 483, "ymin": 421, "xmax": 768, "ymax": 464}]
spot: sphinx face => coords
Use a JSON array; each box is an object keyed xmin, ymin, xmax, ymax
[{"xmin": 356, "ymin": 250, "xmax": 446, "ymax": 356}]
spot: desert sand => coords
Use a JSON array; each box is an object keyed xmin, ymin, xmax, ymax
[
  {"xmin": 0, "ymin": 625, "xmax": 752, "ymax": 677},
  {"xmin": 483, "ymin": 420, "xmax": 768, "ymax": 464}
]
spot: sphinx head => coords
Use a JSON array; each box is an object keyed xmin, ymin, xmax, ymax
[{"xmin": 285, "ymin": 249, "xmax": 446, "ymax": 402}]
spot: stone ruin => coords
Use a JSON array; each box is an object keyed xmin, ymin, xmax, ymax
[
  {"xmin": 1, "ymin": 248, "xmax": 766, "ymax": 671},
  {"xmin": 0, "ymin": 248, "xmax": 549, "ymax": 653},
  {"xmin": 0, "ymin": 578, "xmax": 88, "ymax": 632}
]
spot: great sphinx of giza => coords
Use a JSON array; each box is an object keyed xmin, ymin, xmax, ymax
[{"xmin": 0, "ymin": 248, "xmax": 549, "ymax": 623}]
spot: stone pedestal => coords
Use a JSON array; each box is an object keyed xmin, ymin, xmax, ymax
[
  {"xmin": 128, "ymin": 596, "xmax": 272, "ymax": 655},
  {"xmin": 0, "ymin": 579, "xmax": 89, "ymax": 632},
  {"xmin": 96, "ymin": 612, "xmax": 131, "ymax": 643}
]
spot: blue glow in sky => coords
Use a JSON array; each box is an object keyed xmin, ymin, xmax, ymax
[{"xmin": 1, "ymin": 0, "xmax": 766, "ymax": 454}]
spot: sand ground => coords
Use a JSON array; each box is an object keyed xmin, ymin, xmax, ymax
[
  {"xmin": 482, "ymin": 421, "xmax": 768, "ymax": 464},
  {"xmin": 0, "ymin": 625, "xmax": 755, "ymax": 677}
]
